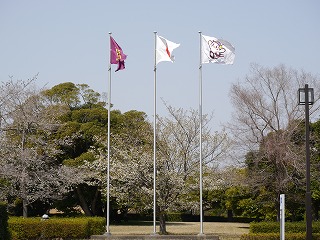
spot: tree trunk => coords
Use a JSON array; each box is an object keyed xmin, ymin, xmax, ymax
[
  {"xmin": 227, "ymin": 209, "xmax": 233, "ymax": 221},
  {"xmin": 76, "ymin": 187, "xmax": 93, "ymax": 216},
  {"xmin": 92, "ymin": 189, "xmax": 103, "ymax": 216},
  {"xmin": 22, "ymin": 198, "xmax": 28, "ymax": 217},
  {"xmin": 276, "ymin": 196, "xmax": 280, "ymax": 222},
  {"xmin": 159, "ymin": 212, "xmax": 167, "ymax": 235},
  {"xmin": 22, "ymin": 179, "xmax": 28, "ymax": 217}
]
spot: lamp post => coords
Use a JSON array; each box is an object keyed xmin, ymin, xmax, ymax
[{"xmin": 298, "ymin": 84, "xmax": 314, "ymax": 240}]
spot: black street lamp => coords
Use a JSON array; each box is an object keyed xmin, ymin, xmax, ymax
[{"xmin": 298, "ymin": 84, "xmax": 314, "ymax": 240}]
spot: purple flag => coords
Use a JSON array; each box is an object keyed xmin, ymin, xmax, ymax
[{"xmin": 110, "ymin": 36, "xmax": 127, "ymax": 72}]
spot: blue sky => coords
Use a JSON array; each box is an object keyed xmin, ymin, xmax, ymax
[{"xmin": 1, "ymin": 0, "xmax": 319, "ymax": 131}]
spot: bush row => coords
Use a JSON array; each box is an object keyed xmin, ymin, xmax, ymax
[
  {"xmin": 8, "ymin": 217, "xmax": 105, "ymax": 239},
  {"xmin": 125, "ymin": 213, "xmax": 256, "ymax": 223},
  {"xmin": 0, "ymin": 202, "xmax": 10, "ymax": 240},
  {"xmin": 249, "ymin": 221, "xmax": 320, "ymax": 233},
  {"xmin": 240, "ymin": 233, "xmax": 320, "ymax": 240}
]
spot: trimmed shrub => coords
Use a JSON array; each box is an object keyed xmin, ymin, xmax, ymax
[
  {"xmin": 8, "ymin": 217, "xmax": 105, "ymax": 239},
  {"xmin": 250, "ymin": 221, "xmax": 320, "ymax": 233},
  {"xmin": 249, "ymin": 222, "xmax": 279, "ymax": 233},
  {"xmin": 87, "ymin": 217, "xmax": 106, "ymax": 236},
  {"xmin": 241, "ymin": 233, "xmax": 320, "ymax": 240},
  {"xmin": 241, "ymin": 233, "xmax": 280, "ymax": 240},
  {"xmin": 244, "ymin": 221, "xmax": 320, "ymax": 240},
  {"xmin": 0, "ymin": 202, "xmax": 10, "ymax": 240},
  {"xmin": 41, "ymin": 218, "xmax": 88, "ymax": 239},
  {"xmin": 8, "ymin": 217, "xmax": 42, "ymax": 239}
]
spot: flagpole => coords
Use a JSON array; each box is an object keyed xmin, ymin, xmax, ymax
[
  {"xmin": 152, "ymin": 31, "xmax": 158, "ymax": 235},
  {"xmin": 105, "ymin": 32, "xmax": 112, "ymax": 236},
  {"xmin": 198, "ymin": 31, "xmax": 204, "ymax": 236}
]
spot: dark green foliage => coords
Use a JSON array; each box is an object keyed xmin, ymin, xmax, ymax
[
  {"xmin": 71, "ymin": 108, "xmax": 108, "ymax": 124},
  {"xmin": 165, "ymin": 213, "xmax": 183, "ymax": 222},
  {"xmin": 0, "ymin": 202, "xmax": 10, "ymax": 240},
  {"xmin": 8, "ymin": 217, "xmax": 105, "ymax": 239},
  {"xmin": 42, "ymin": 82, "xmax": 80, "ymax": 108},
  {"xmin": 125, "ymin": 212, "xmax": 254, "ymax": 223},
  {"xmin": 63, "ymin": 151, "xmax": 96, "ymax": 167},
  {"xmin": 311, "ymin": 120, "xmax": 320, "ymax": 220},
  {"xmin": 49, "ymin": 84, "xmax": 152, "ymax": 217}
]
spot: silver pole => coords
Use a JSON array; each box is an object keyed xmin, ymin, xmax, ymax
[
  {"xmin": 105, "ymin": 32, "xmax": 112, "ymax": 236},
  {"xmin": 304, "ymin": 84, "xmax": 312, "ymax": 240},
  {"xmin": 280, "ymin": 194, "xmax": 285, "ymax": 240},
  {"xmin": 152, "ymin": 31, "xmax": 158, "ymax": 235},
  {"xmin": 198, "ymin": 31, "xmax": 204, "ymax": 236}
]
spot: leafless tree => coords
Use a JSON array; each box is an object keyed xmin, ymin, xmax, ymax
[
  {"xmin": 228, "ymin": 63, "xmax": 320, "ymax": 217},
  {"xmin": 229, "ymin": 63, "xmax": 320, "ymax": 155}
]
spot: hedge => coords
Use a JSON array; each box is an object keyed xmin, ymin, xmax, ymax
[
  {"xmin": 8, "ymin": 217, "xmax": 105, "ymax": 239},
  {"xmin": 0, "ymin": 202, "xmax": 10, "ymax": 240},
  {"xmin": 250, "ymin": 221, "xmax": 320, "ymax": 233},
  {"xmin": 241, "ymin": 221, "xmax": 320, "ymax": 240},
  {"xmin": 240, "ymin": 233, "xmax": 320, "ymax": 240}
]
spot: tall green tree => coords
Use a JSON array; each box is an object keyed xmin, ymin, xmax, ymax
[
  {"xmin": 43, "ymin": 82, "xmax": 154, "ymax": 217},
  {"xmin": 79, "ymin": 109, "xmax": 154, "ymax": 218},
  {"xmin": 42, "ymin": 82, "xmax": 108, "ymax": 216},
  {"xmin": 310, "ymin": 119, "xmax": 320, "ymax": 220}
]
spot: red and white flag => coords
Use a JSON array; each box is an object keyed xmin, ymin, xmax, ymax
[{"xmin": 156, "ymin": 35, "xmax": 180, "ymax": 65}]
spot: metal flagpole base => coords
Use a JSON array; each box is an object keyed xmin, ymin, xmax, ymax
[
  {"xmin": 103, "ymin": 232, "xmax": 111, "ymax": 236},
  {"xmin": 198, "ymin": 233, "xmax": 206, "ymax": 237}
]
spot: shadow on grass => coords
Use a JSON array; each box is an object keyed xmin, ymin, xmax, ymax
[
  {"xmin": 238, "ymin": 226, "xmax": 249, "ymax": 229},
  {"xmin": 112, "ymin": 221, "xmax": 154, "ymax": 226},
  {"xmin": 112, "ymin": 221, "xmax": 194, "ymax": 226}
]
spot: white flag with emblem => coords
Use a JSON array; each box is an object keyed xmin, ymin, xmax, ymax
[{"xmin": 201, "ymin": 34, "xmax": 235, "ymax": 64}]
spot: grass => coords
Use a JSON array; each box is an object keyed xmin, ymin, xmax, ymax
[{"xmin": 108, "ymin": 221, "xmax": 250, "ymax": 240}]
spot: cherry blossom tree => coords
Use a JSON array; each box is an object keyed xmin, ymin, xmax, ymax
[{"xmin": 0, "ymin": 76, "xmax": 73, "ymax": 217}]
